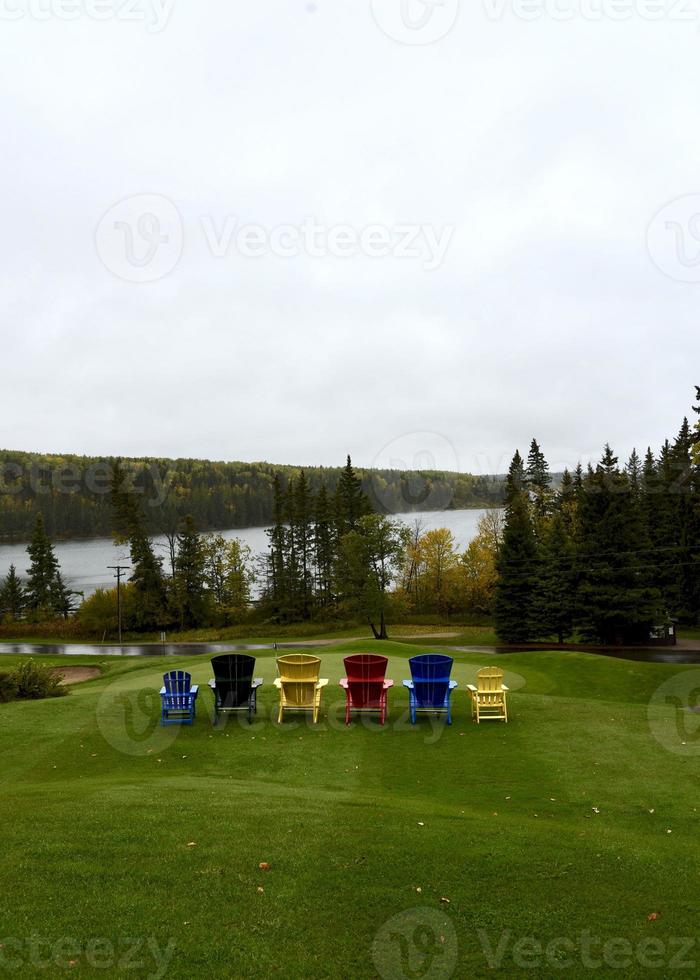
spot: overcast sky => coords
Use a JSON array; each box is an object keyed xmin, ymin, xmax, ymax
[{"xmin": 1, "ymin": 0, "xmax": 698, "ymax": 477}]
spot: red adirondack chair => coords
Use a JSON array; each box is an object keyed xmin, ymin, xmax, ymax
[{"xmin": 339, "ymin": 654, "xmax": 393, "ymax": 725}]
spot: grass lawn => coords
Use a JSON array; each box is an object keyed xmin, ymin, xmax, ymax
[{"xmin": 1, "ymin": 640, "xmax": 699, "ymax": 977}]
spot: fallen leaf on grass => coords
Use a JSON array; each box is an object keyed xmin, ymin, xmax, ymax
[
  {"xmin": 417, "ymin": 822, "xmax": 425, "ymax": 827},
  {"xmin": 440, "ymin": 897, "xmax": 450, "ymax": 904},
  {"xmin": 256, "ymin": 886, "xmax": 264, "ymax": 894},
  {"xmin": 648, "ymin": 912, "xmax": 659, "ymax": 921},
  {"xmin": 259, "ymin": 862, "xmax": 270, "ymax": 871},
  {"xmin": 187, "ymin": 842, "xmax": 197, "ymax": 848}
]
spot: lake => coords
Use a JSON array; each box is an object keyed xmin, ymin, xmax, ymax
[{"xmin": 0, "ymin": 508, "xmax": 495, "ymax": 597}]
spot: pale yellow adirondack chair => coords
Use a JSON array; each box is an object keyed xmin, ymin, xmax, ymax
[
  {"xmin": 467, "ymin": 667, "xmax": 509, "ymax": 723},
  {"xmin": 274, "ymin": 654, "xmax": 329, "ymax": 724}
]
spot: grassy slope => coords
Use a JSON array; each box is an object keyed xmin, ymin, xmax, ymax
[{"xmin": 1, "ymin": 642, "xmax": 699, "ymax": 977}]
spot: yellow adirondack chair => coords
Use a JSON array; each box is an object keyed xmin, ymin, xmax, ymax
[
  {"xmin": 274, "ymin": 654, "xmax": 329, "ymax": 724},
  {"xmin": 467, "ymin": 667, "xmax": 509, "ymax": 723}
]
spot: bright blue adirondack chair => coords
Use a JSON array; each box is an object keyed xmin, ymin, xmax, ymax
[
  {"xmin": 403, "ymin": 654, "xmax": 457, "ymax": 725},
  {"xmin": 159, "ymin": 670, "xmax": 199, "ymax": 726}
]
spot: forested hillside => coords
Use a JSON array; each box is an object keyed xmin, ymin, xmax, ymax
[{"xmin": 0, "ymin": 450, "xmax": 505, "ymax": 542}]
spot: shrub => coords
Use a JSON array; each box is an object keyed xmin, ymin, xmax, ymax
[
  {"xmin": 10, "ymin": 660, "xmax": 66, "ymax": 700},
  {"xmin": 0, "ymin": 671, "xmax": 18, "ymax": 703}
]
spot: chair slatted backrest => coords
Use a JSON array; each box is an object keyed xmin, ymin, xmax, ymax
[
  {"xmin": 163, "ymin": 670, "xmax": 191, "ymax": 709},
  {"xmin": 211, "ymin": 654, "xmax": 255, "ymax": 708},
  {"xmin": 477, "ymin": 666, "xmax": 505, "ymax": 700},
  {"xmin": 277, "ymin": 654, "xmax": 320, "ymax": 707},
  {"xmin": 344, "ymin": 654, "xmax": 388, "ymax": 708},
  {"xmin": 409, "ymin": 654, "xmax": 454, "ymax": 708}
]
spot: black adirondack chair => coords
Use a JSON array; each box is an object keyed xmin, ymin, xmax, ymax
[{"xmin": 208, "ymin": 654, "xmax": 263, "ymax": 725}]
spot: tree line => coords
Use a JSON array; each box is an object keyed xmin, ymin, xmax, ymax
[
  {"xmin": 0, "ymin": 450, "xmax": 505, "ymax": 542},
  {"xmin": 494, "ymin": 390, "xmax": 700, "ymax": 643}
]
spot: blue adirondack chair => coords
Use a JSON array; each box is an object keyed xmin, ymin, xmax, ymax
[
  {"xmin": 160, "ymin": 670, "xmax": 199, "ymax": 726},
  {"xmin": 403, "ymin": 654, "xmax": 457, "ymax": 725}
]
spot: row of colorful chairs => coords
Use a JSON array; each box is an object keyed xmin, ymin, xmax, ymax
[{"xmin": 159, "ymin": 653, "xmax": 509, "ymax": 727}]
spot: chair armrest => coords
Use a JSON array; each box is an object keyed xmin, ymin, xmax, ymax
[
  {"xmin": 252, "ymin": 678, "xmax": 264, "ymax": 689},
  {"xmin": 159, "ymin": 687, "xmax": 166, "ymax": 695},
  {"xmin": 466, "ymin": 684, "xmax": 477, "ymax": 693},
  {"xmin": 402, "ymin": 679, "xmax": 414, "ymax": 690},
  {"xmin": 190, "ymin": 685, "xmax": 199, "ymax": 695},
  {"xmin": 502, "ymin": 685, "xmax": 509, "ymax": 692},
  {"xmin": 449, "ymin": 680, "xmax": 458, "ymax": 689},
  {"xmin": 208, "ymin": 679, "xmax": 216, "ymax": 690},
  {"xmin": 339, "ymin": 678, "xmax": 349, "ymax": 689},
  {"xmin": 273, "ymin": 678, "xmax": 282, "ymax": 689},
  {"xmin": 316, "ymin": 678, "xmax": 329, "ymax": 689},
  {"xmin": 383, "ymin": 679, "xmax": 394, "ymax": 689}
]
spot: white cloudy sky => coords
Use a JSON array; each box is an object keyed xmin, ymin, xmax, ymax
[{"xmin": 1, "ymin": 0, "xmax": 699, "ymax": 476}]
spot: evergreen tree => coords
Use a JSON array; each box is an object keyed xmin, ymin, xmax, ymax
[
  {"xmin": 313, "ymin": 482, "xmax": 335, "ymax": 608},
  {"xmin": 576, "ymin": 446, "xmax": 661, "ymax": 644},
  {"xmin": 495, "ymin": 452, "xmax": 538, "ymax": 642},
  {"xmin": 0, "ymin": 565, "xmax": 25, "ymax": 620},
  {"xmin": 266, "ymin": 474, "xmax": 289, "ymax": 615},
  {"xmin": 526, "ymin": 438, "xmax": 553, "ymax": 525},
  {"xmin": 291, "ymin": 471, "xmax": 314, "ymax": 619},
  {"xmin": 532, "ymin": 510, "xmax": 575, "ymax": 643},
  {"xmin": 173, "ymin": 516, "xmax": 208, "ymax": 628},
  {"xmin": 51, "ymin": 572, "xmax": 82, "ymax": 620},
  {"xmin": 110, "ymin": 460, "xmax": 167, "ymax": 629},
  {"xmin": 25, "ymin": 515, "xmax": 60, "ymax": 615},
  {"xmin": 671, "ymin": 418, "xmax": 700, "ymax": 623},
  {"xmin": 334, "ymin": 455, "xmax": 372, "ymax": 537},
  {"xmin": 335, "ymin": 515, "xmax": 409, "ymax": 639}
]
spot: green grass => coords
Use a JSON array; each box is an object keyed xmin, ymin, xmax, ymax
[{"xmin": 1, "ymin": 641, "xmax": 699, "ymax": 977}]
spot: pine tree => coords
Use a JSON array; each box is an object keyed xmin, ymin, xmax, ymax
[
  {"xmin": 576, "ymin": 446, "xmax": 661, "ymax": 644},
  {"xmin": 0, "ymin": 565, "xmax": 25, "ymax": 620},
  {"xmin": 334, "ymin": 455, "xmax": 371, "ymax": 537},
  {"xmin": 110, "ymin": 460, "xmax": 167, "ymax": 629},
  {"xmin": 313, "ymin": 482, "xmax": 335, "ymax": 608},
  {"xmin": 532, "ymin": 510, "xmax": 575, "ymax": 643},
  {"xmin": 671, "ymin": 418, "xmax": 700, "ymax": 623},
  {"xmin": 494, "ymin": 452, "xmax": 538, "ymax": 642},
  {"xmin": 25, "ymin": 515, "xmax": 60, "ymax": 615},
  {"xmin": 526, "ymin": 438, "xmax": 553, "ymax": 525},
  {"xmin": 266, "ymin": 474, "xmax": 289, "ymax": 615},
  {"xmin": 173, "ymin": 516, "xmax": 208, "ymax": 628},
  {"xmin": 51, "ymin": 572, "xmax": 81, "ymax": 620},
  {"xmin": 292, "ymin": 470, "xmax": 314, "ymax": 619}
]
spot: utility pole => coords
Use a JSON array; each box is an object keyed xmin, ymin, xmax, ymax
[{"xmin": 108, "ymin": 564, "xmax": 129, "ymax": 645}]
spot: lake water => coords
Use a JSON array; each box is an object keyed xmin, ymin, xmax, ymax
[{"xmin": 0, "ymin": 508, "xmax": 494, "ymax": 597}]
